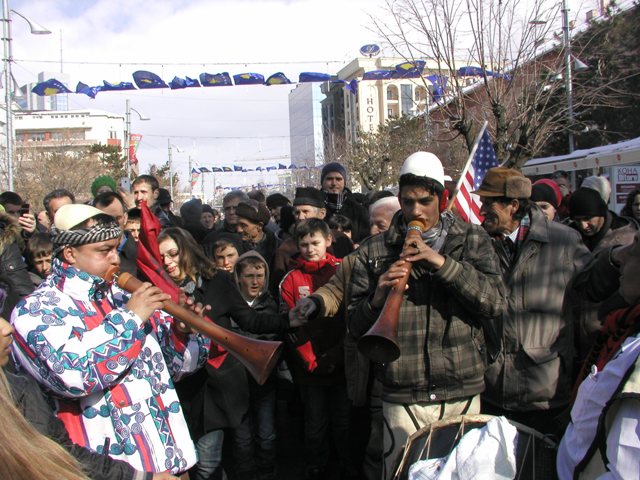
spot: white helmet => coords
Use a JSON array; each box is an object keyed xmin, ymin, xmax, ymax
[{"xmin": 400, "ymin": 152, "xmax": 445, "ymax": 188}]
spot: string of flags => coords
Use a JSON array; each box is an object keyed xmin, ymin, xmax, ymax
[
  {"xmin": 29, "ymin": 61, "xmax": 509, "ymax": 101},
  {"xmin": 189, "ymin": 163, "xmax": 316, "ymax": 191}
]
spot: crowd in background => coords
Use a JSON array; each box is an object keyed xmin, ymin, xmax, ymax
[{"xmin": 0, "ymin": 157, "xmax": 639, "ymax": 480}]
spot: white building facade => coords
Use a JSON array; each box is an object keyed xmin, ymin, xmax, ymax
[{"xmin": 288, "ymin": 82, "xmax": 325, "ymax": 168}]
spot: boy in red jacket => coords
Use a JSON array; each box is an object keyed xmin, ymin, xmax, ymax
[{"xmin": 280, "ymin": 218, "xmax": 355, "ymax": 480}]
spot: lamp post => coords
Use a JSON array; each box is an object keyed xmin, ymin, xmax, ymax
[
  {"xmin": 2, "ymin": 1, "xmax": 50, "ymax": 190},
  {"xmin": 124, "ymin": 98, "xmax": 149, "ymax": 179},
  {"xmin": 561, "ymin": 0, "xmax": 575, "ymax": 153},
  {"xmin": 167, "ymin": 141, "xmax": 183, "ymax": 201}
]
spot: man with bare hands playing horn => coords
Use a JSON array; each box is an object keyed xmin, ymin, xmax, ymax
[
  {"xmin": 346, "ymin": 152, "xmax": 505, "ymax": 479},
  {"xmin": 10, "ymin": 204, "xmax": 210, "ymax": 479}
]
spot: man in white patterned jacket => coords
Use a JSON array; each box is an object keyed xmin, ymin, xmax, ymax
[{"xmin": 10, "ymin": 204, "xmax": 210, "ymax": 476}]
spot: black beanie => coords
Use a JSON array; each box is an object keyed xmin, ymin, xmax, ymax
[
  {"xmin": 569, "ymin": 187, "xmax": 608, "ymax": 218},
  {"xmin": 320, "ymin": 162, "xmax": 347, "ymax": 184},
  {"xmin": 531, "ymin": 183, "xmax": 559, "ymax": 209},
  {"xmin": 266, "ymin": 193, "xmax": 290, "ymax": 209}
]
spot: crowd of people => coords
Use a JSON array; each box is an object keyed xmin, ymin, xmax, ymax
[{"xmin": 0, "ymin": 156, "xmax": 639, "ymax": 480}]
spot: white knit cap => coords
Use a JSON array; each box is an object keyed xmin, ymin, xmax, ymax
[
  {"xmin": 400, "ymin": 152, "xmax": 445, "ymax": 187},
  {"xmin": 54, "ymin": 204, "xmax": 105, "ymax": 231}
]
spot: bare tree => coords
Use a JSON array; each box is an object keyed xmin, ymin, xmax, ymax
[
  {"xmin": 370, "ymin": 0, "xmax": 617, "ymax": 167},
  {"xmin": 14, "ymin": 143, "xmax": 102, "ymax": 208}
]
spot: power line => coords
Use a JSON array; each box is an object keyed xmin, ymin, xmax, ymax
[{"xmin": 14, "ymin": 58, "xmax": 346, "ymax": 67}]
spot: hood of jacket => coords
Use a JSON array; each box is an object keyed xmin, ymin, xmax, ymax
[{"xmin": 233, "ymin": 250, "xmax": 271, "ymax": 299}]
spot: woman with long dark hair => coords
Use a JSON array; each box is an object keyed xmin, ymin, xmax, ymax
[{"xmin": 157, "ymin": 227, "xmax": 289, "ymax": 480}]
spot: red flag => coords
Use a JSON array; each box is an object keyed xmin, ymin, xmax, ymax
[{"xmin": 136, "ymin": 201, "xmax": 180, "ymax": 302}]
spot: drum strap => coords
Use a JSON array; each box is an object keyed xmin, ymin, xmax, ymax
[{"xmin": 403, "ymin": 404, "xmax": 422, "ymax": 431}]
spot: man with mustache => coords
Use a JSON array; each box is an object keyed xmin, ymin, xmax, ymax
[{"xmin": 476, "ymin": 167, "xmax": 591, "ymax": 435}]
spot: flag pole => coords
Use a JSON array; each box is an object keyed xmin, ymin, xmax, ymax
[{"xmin": 447, "ymin": 120, "xmax": 489, "ymax": 210}]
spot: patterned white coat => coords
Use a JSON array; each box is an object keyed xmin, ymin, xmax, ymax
[{"xmin": 10, "ymin": 259, "xmax": 210, "ymax": 474}]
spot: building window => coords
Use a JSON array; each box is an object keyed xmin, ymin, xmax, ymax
[
  {"xmin": 401, "ymin": 84, "xmax": 413, "ymax": 115},
  {"xmin": 386, "ymin": 85, "xmax": 399, "ymax": 101}
]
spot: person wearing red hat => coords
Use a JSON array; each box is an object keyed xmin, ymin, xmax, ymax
[{"xmin": 531, "ymin": 179, "xmax": 563, "ymax": 221}]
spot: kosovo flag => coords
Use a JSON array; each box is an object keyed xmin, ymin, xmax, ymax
[
  {"xmin": 233, "ymin": 165, "xmax": 243, "ymax": 172},
  {"xmin": 278, "ymin": 163, "xmax": 287, "ymax": 169},
  {"xmin": 199, "ymin": 167, "xmax": 211, "ymax": 173},
  {"xmin": 76, "ymin": 81, "xmax": 102, "ymax": 99},
  {"xmin": 169, "ymin": 76, "xmax": 201, "ymax": 89},
  {"xmin": 299, "ymin": 72, "xmax": 331, "ymax": 83},
  {"xmin": 394, "ymin": 60, "xmax": 426, "ymax": 78},
  {"xmin": 264, "ymin": 72, "xmax": 291, "ymax": 86},
  {"xmin": 233, "ymin": 73, "xmax": 265, "ymax": 85},
  {"xmin": 255, "ymin": 166, "xmax": 263, "ymax": 171},
  {"xmin": 200, "ymin": 72, "xmax": 233, "ymax": 87},
  {"xmin": 222, "ymin": 166, "xmax": 233, "ymax": 172},
  {"xmin": 457, "ymin": 66, "xmax": 484, "ymax": 77},
  {"xmin": 362, "ymin": 70, "xmax": 395, "ymax": 81},
  {"xmin": 133, "ymin": 70, "xmax": 168, "ymax": 89},
  {"xmin": 102, "ymin": 80, "xmax": 136, "ymax": 91},
  {"xmin": 345, "ymin": 79, "xmax": 358, "ymax": 95},
  {"xmin": 426, "ymin": 75, "xmax": 448, "ymax": 102},
  {"xmin": 31, "ymin": 79, "xmax": 72, "ymax": 96},
  {"xmin": 211, "ymin": 166, "xmax": 222, "ymax": 172}
]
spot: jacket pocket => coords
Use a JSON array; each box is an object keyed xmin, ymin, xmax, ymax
[{"xmin": 519, "ymin": 345, "xmax": 563, "ymax": 405}]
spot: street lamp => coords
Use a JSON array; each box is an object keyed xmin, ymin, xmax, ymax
[
  {"xmin": 2, "ymin": 1, "xmax": 51, "ymax": 190},
  {"xmin": 125, "ymin": 98, "xmax": 149, "ymax": 179},
  {"xmin": 561, "ymin": 0, "xmax": 575, "ymax": 153}
]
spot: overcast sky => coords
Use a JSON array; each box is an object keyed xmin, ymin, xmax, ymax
[
  {"xmin": 10, "ymin": 0, "xmax": 383, "ymax": 190},
  {"xmin": 9, "ymin": 0, "xmax": 610, "ymax": 192}
]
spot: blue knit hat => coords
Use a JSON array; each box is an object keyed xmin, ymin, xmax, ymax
[{"xmin": 321, "ymin": 162, "xmax": 347, "ymax": 184}]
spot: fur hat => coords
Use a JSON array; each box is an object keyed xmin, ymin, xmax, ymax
[
  {"xmin": 472, "ymin": 167, "xmax": 531, "ymax": 199},
  {"xmin": 293, "ymin": 187, "xmax": 325, "ymax": 208},
  {"xmin": 235, "ymin": 200, "xmax": 271, "ymax": 225},
  {"xmin": 320, "ymin": 162, "xmax": 347, "ymax": 184}
]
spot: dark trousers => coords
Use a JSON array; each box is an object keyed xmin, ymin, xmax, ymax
[{"xmin": 299, "ymin": 383, "xmax": 353, "ymax": 474}]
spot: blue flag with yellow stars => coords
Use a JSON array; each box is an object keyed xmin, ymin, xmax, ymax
[
  {"xmin": 393, "ymin": 60, "xmax": 426, "ymax": 78},
  {"xmin": 200, "ymin": 72, "xmax": 233, "ymax": 87},
  {"xmin": 133, "ymin": 71, "xmax": 168, "ymax": 89},
  {"xmin": 76, "ymin": 81, "xmax": 102, "ymax": 99},
  {"xmin": 264, "ymin": 72, "xmax": 291, "ymax": 86},
  {"xmin": 101, "ymin": 80, "xmax": 136, "ymax": 91},
  {"xmin": 169, "ymin": 76, "xmax": 201, "ymax": 89},
  {"xmin": 32, "ymin": 79, "xmax": 72, "ymax": 96},
  {"xmin": 298, "ymin": 72, "xmax": 331, "ymax": 83},
  {"xmin": 233, "ymin": 73, "xmax": 264, "ymax": 85},
  {"xmin": 362, "ymin": 70, "xmax": 395, "ymax": 81}
]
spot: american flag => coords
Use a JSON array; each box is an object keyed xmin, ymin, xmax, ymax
[{"xmin": 453, "ymin": 129, "xmax": 499, "ymax": 224}]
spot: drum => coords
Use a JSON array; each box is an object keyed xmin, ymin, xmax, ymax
[{"xmin": 393, "ymin": 414, "xmax": 558, "ymax": 480}]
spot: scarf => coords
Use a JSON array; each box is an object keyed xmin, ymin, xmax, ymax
[
  {"xmin": 51, "ymin": 221, "xmax": 120, "ymax": 255},
  {"xmin": 572, "ymin": 303, "xmax": 640, "ymax": 401},
  {"xmin": 401, "ymin": 211, "xmax": 455, "ymax": 253},
  {"xmin": 323, "ymin": 190, "xmax": 347, "ymax": 213}
]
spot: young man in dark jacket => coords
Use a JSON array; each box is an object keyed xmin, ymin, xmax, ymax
[{"xmin": 347, "ymin": 152, "xmax": 505, "ymax": 479}]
